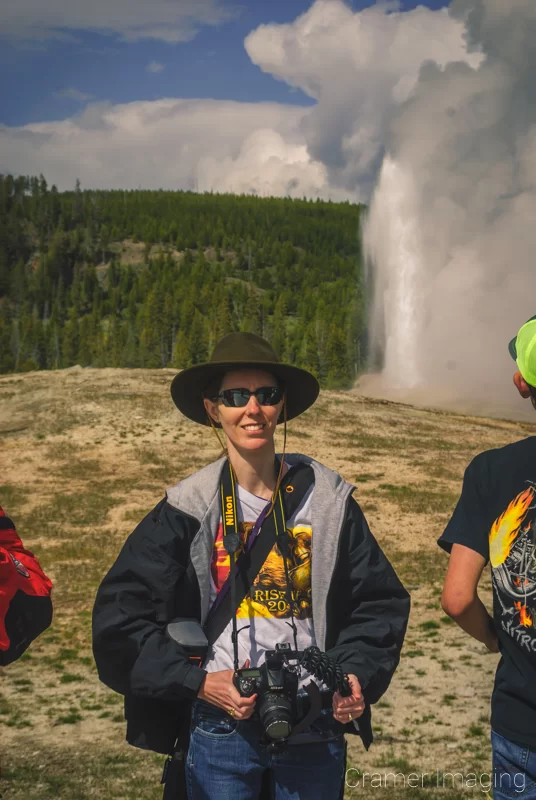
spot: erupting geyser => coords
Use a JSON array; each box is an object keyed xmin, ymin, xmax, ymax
[
  {"xmin": 365, "ymin": 156, "xmax": 424, "ymax": 390},
  {"xmin": 362, "ymin": 0, "xmax": 536, "ymax": 419}
]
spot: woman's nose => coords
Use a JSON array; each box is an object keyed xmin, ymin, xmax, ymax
[{"xmin": 245, "ymin": 393, "xmax": 262, "ymax": 412}]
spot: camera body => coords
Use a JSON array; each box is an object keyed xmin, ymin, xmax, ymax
[{"xmin": 233, "ymin": 643, "xmax": 300, "ymax": 745}]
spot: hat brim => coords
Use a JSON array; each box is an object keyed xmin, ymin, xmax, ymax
[{"xmin": 171, "ymin": 361, "xmax": 319, "ymax": 425}]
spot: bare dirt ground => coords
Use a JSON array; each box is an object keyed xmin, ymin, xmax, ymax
[{"xmin": 1, "ymin": 367, "xmax": 532, "ymax": 799}]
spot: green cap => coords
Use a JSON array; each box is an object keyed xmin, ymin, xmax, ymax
[{"xmin": 509, "ymin": 315, "xmax": 536, "ymax": 386}]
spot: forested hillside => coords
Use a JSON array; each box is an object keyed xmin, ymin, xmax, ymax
[{"xmin": 0, "ymin": 174, "xmax": 366, "ymax": 387}]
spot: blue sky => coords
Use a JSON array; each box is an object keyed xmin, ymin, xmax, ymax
[{"xmin": 1, "ymin": 0, "xmax": 448, "ymax": 127}]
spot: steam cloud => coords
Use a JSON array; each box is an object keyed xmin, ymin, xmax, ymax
[
  {"xmin": 365, "ymin": 0, "xmax": 536, "ymax": 419},
  {"xmin": 245, "ymin": 0, "xmax": 474, "ymax": 200}
]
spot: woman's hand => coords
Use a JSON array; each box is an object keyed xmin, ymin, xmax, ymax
[
  {"xmin": 197, "ymin": 660, "xmax": 257, "ymax": 720},
  {"xmin": 332, "ymin": 674, "xmax": 365, "ymax": 724}
]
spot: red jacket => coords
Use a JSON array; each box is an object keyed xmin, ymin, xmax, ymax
[{"xmin": 0, "ymin": 506, "xmax": 53, "ymax": 665}]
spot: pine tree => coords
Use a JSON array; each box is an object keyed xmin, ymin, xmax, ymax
[
  {"xmin": 122, "ymin": 322, "xmax": 140, "ymax": 368},
  {"xmin": 189, "ymin": 310, "xmax": 208, "ymax": 365},
  {"xmin": 270, "ymin": 295, "xmax": 287, "ymax": 358},
  {"xmin": 0, "ymin": 306, "xmax": 15, "ymax": 372},
  {"xmin": 241, "ymin": 287, "xmax": 262, "ymax": 336},
  {"xmin": 10, "ymin": 260, "xmax": 27, "ymax": 307},
  {"xmin": 62, "ymin": 306, "xmax": 80, "ymax": 367},
  {"xmin": 173, "ymin": 329, "xmax": 190, "ymax": 369},
  {"xmin": 326, "ymin": 324, "xmax": 351, "ymax": 389},
  {"xmin": 78, "ymin": 314, "xmax": 94, "ymax": 366},
  {"xmin": 138, "ymin": 286, "xmax": 164, "ymax": 367},
  {"xmin": 45, "ymin": 318, "xmax": 61, "ymax": 370},
  {"xmin": 9, "ymin": 318, "xmax": 21, "ymax": 370},
  {"xmin": 32, "ymin": 312, "xmax": 47, "ymax": 369},
  {"xmin": 0, "ymin": 249, "xmax": 9, "ymax": 297},
  {"xmin": 300, "ymin": 322, "xmax": 320, "ymax": 378},
  {"xmin": 105, "ymin": 313, "xmax": 124, "ymax": 367},
  {"xmin": 213, "ymin": 286, "xmax": 233, "ymax": 342}
]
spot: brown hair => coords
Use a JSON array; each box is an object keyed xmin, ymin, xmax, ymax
[{"xmin": 202, "ymin": 373, "xmax": 226, "ymax": 401}]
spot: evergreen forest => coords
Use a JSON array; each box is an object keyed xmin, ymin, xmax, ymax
[{"xmin": 0, "ymin": 174, "xmax": 366, "ymax": 388}]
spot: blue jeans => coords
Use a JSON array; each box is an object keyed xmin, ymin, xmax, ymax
[
  {"xmin": 492, "ymin": 731, "xmax": 536, "ymax": 799},
  {"xmin": 186, "ymin": 700, "xmax": 346, "ymax": 799}
]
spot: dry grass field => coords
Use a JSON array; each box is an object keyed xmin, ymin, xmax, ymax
[{"xmin": 1, "ymin": 367, "xmax": 532, "ymax": 799}]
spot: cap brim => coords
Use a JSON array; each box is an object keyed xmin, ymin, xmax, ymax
[{"xmin": 170, "ymin": 361, "xmax": 320, "ymax": 425}]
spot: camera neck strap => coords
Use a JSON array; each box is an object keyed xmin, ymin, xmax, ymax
[{"xmin": 204, "ymin": 458, "xmax": 313, "ymax": 667}]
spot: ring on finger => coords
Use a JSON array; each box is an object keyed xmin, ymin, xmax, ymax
[{"xmin": 228, "ymin": 707, "xmax": 236, "ymax": 717}]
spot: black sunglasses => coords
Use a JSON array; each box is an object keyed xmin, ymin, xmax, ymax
[{"xmin": 214, "ymin": 386, "xmax": 283, "ymax": 408}]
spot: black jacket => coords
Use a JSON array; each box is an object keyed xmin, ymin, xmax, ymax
[{"xmin": 92, "ymin": 456, "xmax": 410, "ymax": 755}]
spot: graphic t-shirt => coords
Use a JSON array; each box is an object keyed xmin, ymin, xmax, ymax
[
  {"xmin": 438, "ymin": 437, "xmax": 536, "ymax": 748},
  {"xmin": 203, "ymin": 481, "xmax": 316, "ymax": 673}
]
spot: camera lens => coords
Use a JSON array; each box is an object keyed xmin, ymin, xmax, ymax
[{"xmin": 258, "ymin": 693, "xmax": 293, "ymax": 741}]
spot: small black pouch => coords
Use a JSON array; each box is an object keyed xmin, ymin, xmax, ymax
[{"xmin": 167, "ymin": 618, "xmax": 209, "ymax": 666}]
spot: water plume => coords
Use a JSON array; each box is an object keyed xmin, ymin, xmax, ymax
[{"xmin": 364, "ymin": 0, "xmax": 536, "ymax": 421}]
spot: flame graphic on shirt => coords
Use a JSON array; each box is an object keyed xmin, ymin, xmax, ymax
[
  {"xmin": 514, "ymin": 601, "xmax": 533, "ymax": 628},
  {"xmin": 489, "ymin": 488, "xmax": 534, "ymax": 568}
]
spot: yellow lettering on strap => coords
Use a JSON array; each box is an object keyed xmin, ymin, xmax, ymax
[{"xmin": 225, "ymin": 496, "xmax": 234, "ymax": 526}]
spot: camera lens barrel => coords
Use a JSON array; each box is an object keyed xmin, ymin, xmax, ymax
[{"xmin": 258, "ymin": 693, "xmax": 293, "ymax": 741}]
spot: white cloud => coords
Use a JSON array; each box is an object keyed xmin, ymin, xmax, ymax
[
  {"xmin": 146, "ymin": 61, "xmax": 165, "ymax": 74},
  {"xmin": 0, "ymin": 99, "xmax": 337, "ymax": 199},
  {"xmin": 198, "ymin": 128, "xmax": 348, "ymax": 200},
  {"xmin": 55, "ymin": 87, "xmax": 94, "ymax": 102},
  {"xmin": 1, "ymin": 0, "xmax": 237, "ymax": 43}
]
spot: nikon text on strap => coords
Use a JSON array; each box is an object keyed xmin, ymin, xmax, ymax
[{"xmin": 203, "ymin": 460, "xmax": 314, "ymax": 655}]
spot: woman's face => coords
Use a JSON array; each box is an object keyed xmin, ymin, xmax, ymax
[{"xmin": 203, "ymin": 369, "xmax": 284, "ymax": 454}]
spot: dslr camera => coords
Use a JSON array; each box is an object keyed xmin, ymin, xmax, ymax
[
  {"xmin": 233, "ymin": 642, "xmax": 351, "ymax": 750},
  {"xmin": 234, "ymin": 643, "xmax": 300, "ymax": 745}
]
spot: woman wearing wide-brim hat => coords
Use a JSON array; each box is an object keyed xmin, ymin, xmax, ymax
[{"xmin": 93, "ymin": 332, "xmax": 409, "ymax": 799}]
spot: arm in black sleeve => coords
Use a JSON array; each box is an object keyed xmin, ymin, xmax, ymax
[
  {"xmin": 326, "ymin": 497, "xmax": 410, "ymax": 705},
  {"xmin": 92, "ymin": 499, "xmax": 206, "ymax": 702},
  {"xmin": 437, "ymin": 453, "xmax": 491, "ymax": 561}
]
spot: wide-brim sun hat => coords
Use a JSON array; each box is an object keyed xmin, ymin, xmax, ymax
[
  {"xmin": 171, "ymin": 332, "xmax": 320, "ymax": 425},
  {"xmin": 509, "ymin": 315, "xmax": 536, "ymax": 387}
]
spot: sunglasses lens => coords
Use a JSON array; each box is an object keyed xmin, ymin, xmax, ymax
[
  {"xmin": 221, "ymin": 390, "xmax": 248, "ymax": 407},
  {"xmin": 257, "ymin": 387, "xmax": 282, "ymax": 405}
]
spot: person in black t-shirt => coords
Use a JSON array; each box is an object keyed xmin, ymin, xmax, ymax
[{"xmin": 438, "ymin": 315, "xmax": 536, "ymax": 800}]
